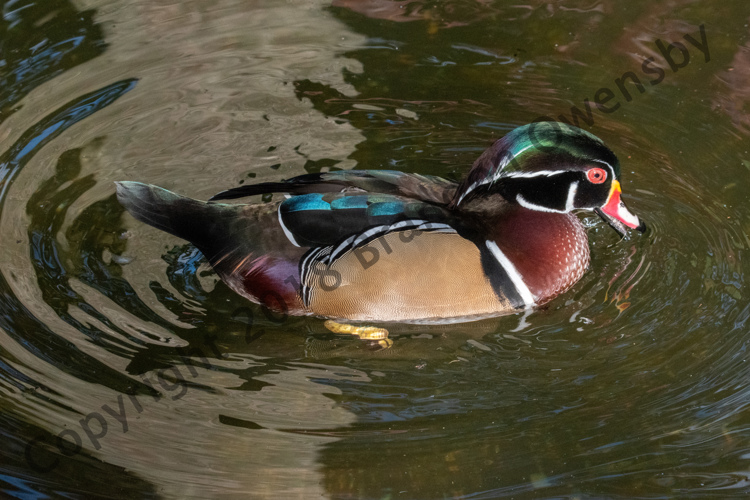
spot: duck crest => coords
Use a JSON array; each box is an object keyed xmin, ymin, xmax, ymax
[{"xmin": 451, "ymin": 121, "xmax": 620, "ymax": 208}]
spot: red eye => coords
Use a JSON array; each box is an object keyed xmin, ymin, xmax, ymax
[{"xmin": 587, "ymin": 167, "xmax": 607, "ymax": 184}]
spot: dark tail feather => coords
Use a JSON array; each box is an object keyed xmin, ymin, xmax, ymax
[
  {"xmin": 209, "ymin": 170, "xmax": 457, "ymax": 205},
  {"xmin": 116, "ymin": 182, "xmax": 300, "ymax": 307},
  {"xmin": 208, "ymin": 173, "xmax": 344, "ymax": 201},
  {"xmin": 115, "ymin": 181, "xmax": 221, "ymax": 245}
]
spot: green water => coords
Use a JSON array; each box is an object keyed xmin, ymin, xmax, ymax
[{"xmin": 1, "ymin": 1, "xmax": 749, "ymax": 498}]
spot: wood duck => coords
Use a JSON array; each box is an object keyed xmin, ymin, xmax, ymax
[{"xmin": 116, "ymin": 122, "xmax": 645, "ymax": 325}]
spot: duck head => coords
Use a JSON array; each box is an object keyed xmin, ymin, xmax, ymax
[{"xmin": 453, "ymin": 122, "xmax": 646, "ymax": 237}]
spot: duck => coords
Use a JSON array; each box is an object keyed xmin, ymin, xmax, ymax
[{"xmin": 115, "ymin": 122, "xmax": 645, "ymax": 326}]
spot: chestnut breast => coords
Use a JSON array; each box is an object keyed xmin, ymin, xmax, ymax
[{"xmin": 490, "ymin": 207, "xmax": 590, "ymax": 304}]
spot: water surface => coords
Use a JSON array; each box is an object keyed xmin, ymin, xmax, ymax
[{"xmin": 1, "ymin": 0, "xmax": 750, "ymax": 498}]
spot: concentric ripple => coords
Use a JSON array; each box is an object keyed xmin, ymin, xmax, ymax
[{"xmin": 2, "ymin": 1, "xmax": 750, "ymax": 499}]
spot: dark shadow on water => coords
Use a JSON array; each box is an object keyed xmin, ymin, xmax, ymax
[{"xmin": 0, "ymin": 411, "xmax": 157, "ymax": 498}]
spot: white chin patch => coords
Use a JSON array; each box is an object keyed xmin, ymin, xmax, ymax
[{"xmin": 565, "ymin": 182, "xmax": 578, "ymax": 212}]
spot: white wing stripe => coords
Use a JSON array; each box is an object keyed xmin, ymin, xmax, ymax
[{"xmin": 278, "ymin": 204, "xmax": 301, "ymax": 247}]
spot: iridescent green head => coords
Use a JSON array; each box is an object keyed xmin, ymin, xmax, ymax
[{"xmin": 454, "ymin": 122, "xmax": 645, "ymax": 236}]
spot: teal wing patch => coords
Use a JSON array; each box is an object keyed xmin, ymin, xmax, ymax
[{"xmin": 278, "ymin": 192, "xmax": 451, "ymax": 247}]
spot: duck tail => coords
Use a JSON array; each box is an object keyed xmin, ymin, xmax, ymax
[{"xmin": 115, "ymin": 181, "xmax": 219, "ymax": 246}]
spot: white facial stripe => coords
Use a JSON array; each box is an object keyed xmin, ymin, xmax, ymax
[
  {"xmin": 455, "ymin": 153, "xmax": 513, "ymax": 205},
  {"xmin": 456, "ymin": 168, "xmax": 568, "ymax": 206},
  {"xmin": 516, "ymin": 194, "xmax": 566, "ymax": 213},
  {"xmin": 278, "ymin": 204, "xmax": 301, "ymax": 247},
  {"xmin": 590, "ymin": 159, "xmax": 616, "ymax": 179},
  {"xmin": 457, "ymin": 140, "xmax": 617, "ymax": 207},
  {"xmin": 502, "ymin": 170, "xmax": 566, "ymax": 179},
  {"xmin": 591, "ymin": 159, "xmax": 613, "ymax": 169},
  {"xmin": 485, "ymin": 241, "xmax": 536, "ymax": 306},
  {"xmin": 565, "ymin": 181, "xmax": 578, "ymax": 212}
]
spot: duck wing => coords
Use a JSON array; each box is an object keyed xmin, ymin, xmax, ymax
[
  {"xmin": 115, "ymin": 182, "xmax": 461, "ymax": 309},
  {"xmin": 276, "ymin": 191, "xmax": 457, "ymax": 248}
]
